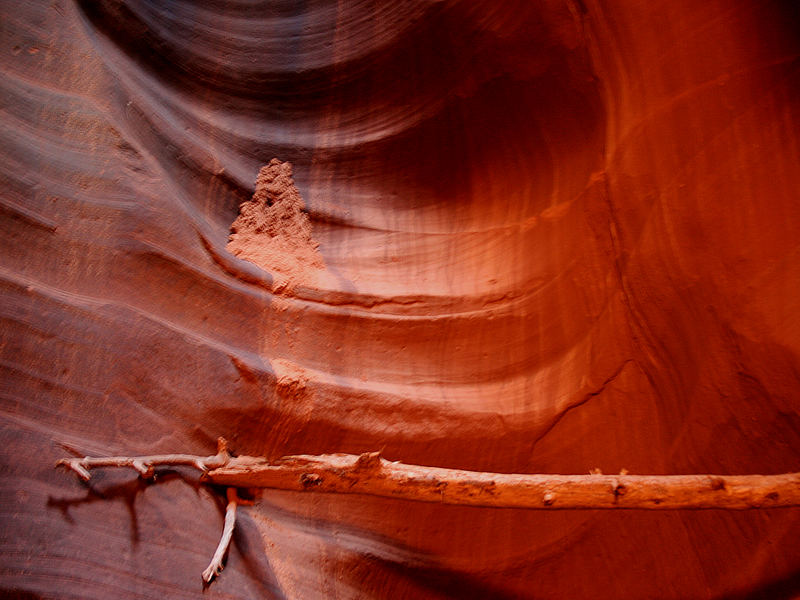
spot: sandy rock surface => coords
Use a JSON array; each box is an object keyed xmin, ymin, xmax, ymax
[{"xmin": 1, "ymin": 1, "xmax": 799, "ymax": 598}]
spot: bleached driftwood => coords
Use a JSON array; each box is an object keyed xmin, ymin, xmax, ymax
[
  {"xmin": 202, "ymin": 487, "xmax": 239, "ymax": 583},
  {"xmin": 208, "ymin": 454, "xmax": 800, "ymax": 510},
  {"xmin": 56, "ymin": 438, "xmax": 231, "ymax": 481},
  {"xmin": 57, "ymin": 441, "xmax": 800, "ymax": 510},
  {"xmin": 56, "ymin": 439, "xmax": 800, "ymax": 582}
]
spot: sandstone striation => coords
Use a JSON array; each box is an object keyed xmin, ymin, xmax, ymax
[{"xmin": 1, "ymin": 1, "xmax": 799, "ymax": 599}]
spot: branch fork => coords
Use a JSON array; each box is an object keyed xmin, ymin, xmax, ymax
[{"xmin": 56, "ymin": 438, "xmax": 231, "ymax": 482}]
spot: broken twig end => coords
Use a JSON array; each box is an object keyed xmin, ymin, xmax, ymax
[
  {"xmin": 56, "ymin": 458, "xmax": 91, "ymax": 482},
  {"xmin": 202, "ymin": 487, "xmax": 239, "ymax": 584}
]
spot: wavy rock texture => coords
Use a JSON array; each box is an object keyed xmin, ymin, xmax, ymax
[{"xmin": 1, "ymin": 1, "xmax": 799, "ymax": 598}]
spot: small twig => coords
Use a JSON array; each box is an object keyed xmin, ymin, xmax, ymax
[
  {"xmin": 202, "ymin": 487, "xmax": 239, "ymax": 584},
  {"xmin": 55, "ymin": 438, "xmax": 230, "ymax": 482}
]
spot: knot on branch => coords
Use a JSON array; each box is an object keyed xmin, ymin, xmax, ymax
[
  {"xmin": 709, "ymin": 477, "xmax": 726, "ymax": 491},
  {"xmin": 300, "ymin": 473, "xmax": 323, "ymax": 488},
  {"xmin": 612, "ymin": 478, "xmax": 627, "ymax": 499},
  {"xmin": 355, "ymin": 451, "xmax": 382, "ymax": 471}
]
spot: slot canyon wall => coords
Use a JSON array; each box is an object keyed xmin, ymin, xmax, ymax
[{"xmin": 1, "ymin": 0, "xmax": 799, "ymax": 598}]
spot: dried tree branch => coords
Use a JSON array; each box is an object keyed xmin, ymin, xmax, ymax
[
  {"xmin": 56, "ymin": 438, "xmax": 230, "ymax": 482},
  {"xmin": 206, "ymin": 451, "xmax": 800, "ymax": 510},
  {"xmin": 55, "ymin": 442, "xmax": 800, "ymax": 583},
  {"xmin": 57, "ymin": 442, "xmax": 800, "ymax": 510},
  {"xmin": 202, "ymin": 487, "xmax": 239, "ymax": 584}
]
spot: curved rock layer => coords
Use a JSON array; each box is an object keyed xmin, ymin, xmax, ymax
[{"xmin": 1, "ymin": 1, "xmax": 799, "ymax": 598}]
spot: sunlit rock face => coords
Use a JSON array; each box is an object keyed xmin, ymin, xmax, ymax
[{"xmin": 1, "ymin": 1, "xmax": 799, "ymax": 598}]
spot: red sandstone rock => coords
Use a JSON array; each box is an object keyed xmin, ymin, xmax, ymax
[
  {"xmin": 227, "ymin": 158, "xmax": 325, "ymax": 292},
  {"xmin": 1, "ymin": 1, "xmax": 799, "ymax": 598}
]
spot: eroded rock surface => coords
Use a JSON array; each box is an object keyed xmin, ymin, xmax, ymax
[
  {"xmin": 1, "ymin": 1, "xmax": 799, "ymax": 599},
  {"xmin": 228, "ymin": 159, "xmax": 324, "ymax": 292}
]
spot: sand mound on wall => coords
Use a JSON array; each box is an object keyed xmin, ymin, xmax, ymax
[{"xmin": 227, "ymin": 159, "xmax": 324, "ymax": 291}]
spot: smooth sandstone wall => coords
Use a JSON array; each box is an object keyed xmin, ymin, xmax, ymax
[{"xmin": 1, "ymin": 1, "xmax": 798, "ymax": 598}]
